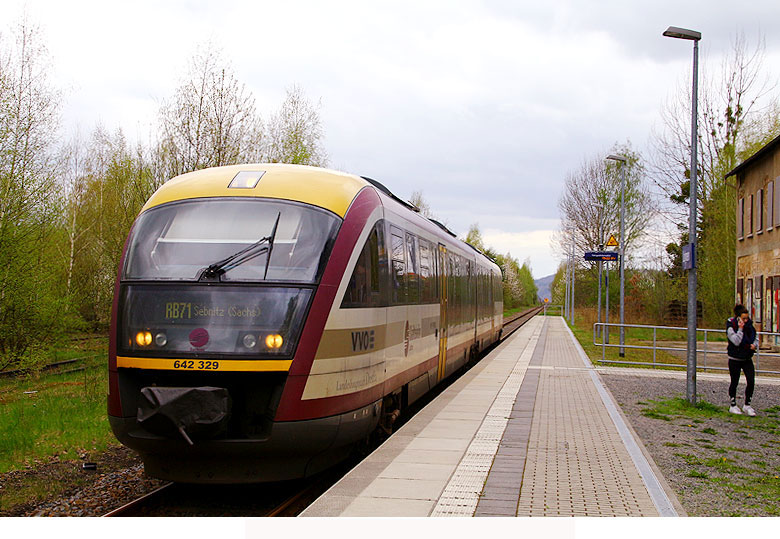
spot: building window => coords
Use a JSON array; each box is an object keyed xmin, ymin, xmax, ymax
[
  {"xmin": 754, "ymin": 275, "xmax": 763, "ymax": 323},
  {"xmin": 737, "ymin": 197, "xmax": 744, "ymax": 239},
  {"xmin": 748, "ymin": 194, "xmax": 754, "ymax": 237},
  {"xmin": 774, "ymin": 176, "xmax": 780, "ymax": 226},
  {"xmin": 768, "ymin": 181, "xmax": 774, "ymax": 230},
  {"xmin": 757, "ymin": 188, "xmax": 764, "ymax": 234}
]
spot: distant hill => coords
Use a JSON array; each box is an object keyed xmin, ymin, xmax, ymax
[{"xmin": 534, "ymin": 274, "xmax": 555, "ymax": 303}]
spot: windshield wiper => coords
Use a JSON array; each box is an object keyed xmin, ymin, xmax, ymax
[{"xmin": 200, "ymin": 212, "xmax": 281, "ymax": 280}]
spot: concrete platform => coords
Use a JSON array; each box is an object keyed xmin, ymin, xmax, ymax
[{"xmin": 300, "ymin": 316, "xmax": 680, "ymax": 517}]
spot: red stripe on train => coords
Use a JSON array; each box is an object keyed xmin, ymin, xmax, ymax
[{"xmin": 275, "ymin": 187, "xmax": 382, "ymax": 420}]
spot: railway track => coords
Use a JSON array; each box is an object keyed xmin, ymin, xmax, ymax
[
  {"xmin": 102, "ymin": 305, "xmax": 544, "ymax": 517},
  {"xmin": 501, "ymin": 305, "xmax": 544, "ymax": 337},
  {"xmin": 102, "ymin": 463, "xmax": 352, "ymax": 517}
]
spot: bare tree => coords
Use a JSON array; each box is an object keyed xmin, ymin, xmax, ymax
[
  {"xmin": 264, "ymin": 84, "xmax": 327, "ymax": 166},
  {"xmin": 158, "ymin": 43, "xmax": 263, "ymax": 178},
  {"xmin": 556, "ymin": 145, "xmax": 653, "ymax": 261},
  {"xmin": 650, "ymin": 33, "xmax": 779, "ymax": 323},
  {"xmin": 408, "ymin": 190, "xmax": 439, "ymax": 220},
  {"xmin": 650, "ymin": 33, "xmax": 775, "ymax": 224},
  {"xmin": 0, "ymin": 16, "xmax": 60, "ymax": 233}
]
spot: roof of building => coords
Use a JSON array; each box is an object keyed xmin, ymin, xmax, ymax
[{"xmin": 725, "ymin": 133, "xmax": 780, "ymax": 179}]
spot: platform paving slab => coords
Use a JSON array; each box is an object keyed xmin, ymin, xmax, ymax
[{"xmin": 300, "ymin": 316, "xmax": 679, "ymax": 517}]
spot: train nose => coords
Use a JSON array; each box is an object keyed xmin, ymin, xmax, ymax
[{"xmin": 137, "ymin": 386, "xmax": 232, "ymax": 445}]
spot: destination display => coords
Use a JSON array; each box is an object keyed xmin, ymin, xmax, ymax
[
  {"xmin": 119, "ymin": 285, "xmax": 312, "ymax": 356},
  {"xmin": 584, "ymin": 251, "xmax": 619, "ymax": 262}
]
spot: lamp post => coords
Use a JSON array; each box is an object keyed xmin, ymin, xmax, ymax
[
  {"xmin": 607, "ymin": 154, "xmax": 628, "ymax": 357},
  {"xmin": 569, "ymin": 228, "xmax": 575, "ymax": 325},
  {"xmin": 663, "ymin": 25, "xmax": 701, "ymax": 405},
  {"xmin": 564, "ymin": 248, "xmax": 570, "ymax": 319},
  {"xmin": 594, "ymin": 202, "xmax": 605, "ymax": 338}
]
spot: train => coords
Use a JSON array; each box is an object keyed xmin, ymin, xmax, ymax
[{"xmin": 108, "ymin": 164, "xmax": 503, "ymax": 483}]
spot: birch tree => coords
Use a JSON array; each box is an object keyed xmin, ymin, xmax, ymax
[
  {"xmin": 0, "ymin": 17, "xmax": 67, "ymax": 367},
  {"xmin": 265, "ymin": 84, "xmax": 327, "ymax": 165},
  {"xmin": 556, "ymin": 144, "xmax": 653, "ymax": 259},
  {"xmin": 158, "ymin": 43, "xmax": 263, "ymax": 178}
]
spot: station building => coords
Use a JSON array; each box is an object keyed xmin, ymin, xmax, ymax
[{"xmin": 727, "ymin": 133, "xmax": 780, "ymax": 336}]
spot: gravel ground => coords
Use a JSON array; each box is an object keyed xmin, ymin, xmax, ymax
[
  {"xmin": 0, "ymin": 446, "xmax": 166, "ymax": 516},
  {"xmin": 601, "ymin": 370, "xmax": 780, "ymax": 517}
]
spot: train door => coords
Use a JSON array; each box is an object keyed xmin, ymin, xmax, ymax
[
  {"xmin": 437, "ymin": 244, "xmax": 448, "ymax": 382},
  {"xmin": 490, "ymin": 269, "xmax": 495, "ymax": 335},
  {"xmin": 471, "ymin": 261, "xmax": 478, "ymax": 346}
]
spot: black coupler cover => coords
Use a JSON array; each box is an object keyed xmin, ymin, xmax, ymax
[{"xmin": 137, "ymin": 386, "xmax": 231, "ymax": 444}]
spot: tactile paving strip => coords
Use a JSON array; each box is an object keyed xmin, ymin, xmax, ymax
[{"xmin": 430, "ymin": 319, "xmax": 543, "ymax": 516}]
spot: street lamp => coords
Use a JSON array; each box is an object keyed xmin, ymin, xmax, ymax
[
  {"xmin": 663, "ymin": 25, "xmax": 701, "ymax": 405},
  {"xmin": 607, "ymin": 154, "xmax": 627, "ymax": 357},
  {"xmin": 569, "ymin": 227, "xmax": 575, "ymax": 325},
  {"xmin": 594, "ymin": 202, "xmax": 605, "ymax": 338}
]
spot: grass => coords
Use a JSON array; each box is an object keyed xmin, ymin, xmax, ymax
[
  {"xmin": 503, "ymin": 305, "xmax": 538, "ymax": 318},
  {"xmin": 639, "ymin": 397, "xmax": 723, "ymax": 418},
  {"xmin": 641, "ymin": 409, "xmax": 673, "ymax": 421},
  {"xmin": 636, "ymin": 395, "xmax": 780, "ymax": 515},
  {"xmin": 564, "ymin": 308, "xmax": 738, "ymax": 370},
  {"xmin": 1, "ymin": 475, "xmax": 70, "ymax": 510},
  {"xmin": 568, "ymin": 314, "xmax": 683, "ymax": 368},
  {"xmin": 0, "ymin": 338, "xmax": 114, "ymax": 474}
]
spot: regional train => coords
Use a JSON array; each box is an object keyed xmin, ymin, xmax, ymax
[{"xmin": 108, "ymin": 164, "xmax": 503, "ymax": 483}]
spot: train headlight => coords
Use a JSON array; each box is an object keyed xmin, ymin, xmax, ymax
[
  {"xmin": 265, "ymin": 334, "xmax": 283, "ymax": 349},
  {"xmin": 228, "ymin": 170, "xmax": 265, "ymax": 189},
  {"xmin": 242, "ymin": 334, "xmax": 257, "ymax": 349},
  {"xmin": 135, "ymin": 331, "xmax": 152, "ymax": 347},
  {"xmin": 154, "ymin": 333, "xmax": 168, "ymax": 347}
]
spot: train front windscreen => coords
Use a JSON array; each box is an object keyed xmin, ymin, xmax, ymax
[{"xmin": 118, "ymin": 198, "xmax": 340, "ymax": 358}]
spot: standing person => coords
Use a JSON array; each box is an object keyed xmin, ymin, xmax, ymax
[{"xmin": 726, "ymin": 304, "xmax": 758, "ymax": 416}]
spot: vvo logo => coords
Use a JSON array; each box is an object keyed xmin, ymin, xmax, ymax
[{"xmin": 351, "ymin": 329, "xmax": 375, "ymax": 352}]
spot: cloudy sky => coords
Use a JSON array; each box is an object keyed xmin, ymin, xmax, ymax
[{"xmin": 6, "ymin": 0, "xmax": 780, "ymax": 278}]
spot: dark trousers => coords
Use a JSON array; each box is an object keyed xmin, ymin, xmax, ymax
[{"xmin": 728, "ymin": 358, "xmax": 755, "ymax": 405}]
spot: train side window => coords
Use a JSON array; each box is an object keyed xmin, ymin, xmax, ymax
[
  {"xmin": 342, "ymin": 223, "xmax": 383, "ymax": 308},
  {"xmin": 406, "ymin": 233, "xmax": 420, "ymax": 304},
  {"xmin": 419, "ymin": 239, "xmax": 433, "ymax": 303},
  {"xmin": 390, "ymin": 226, "xmax": 405, "ymax": 304}
]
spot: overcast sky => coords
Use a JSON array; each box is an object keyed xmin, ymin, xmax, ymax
[{"xmin": 6, "ymin": 0, "xmax": 780, "ymax": 278}]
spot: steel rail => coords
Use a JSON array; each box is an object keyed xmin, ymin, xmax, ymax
[{"xmin": 102, "ymin": 482, "xmax": 174, "ymax": 517}]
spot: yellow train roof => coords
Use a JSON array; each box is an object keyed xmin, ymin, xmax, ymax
[{"xmin": 141, "ymin": 164, "xmax": 369, "ymax": 218}]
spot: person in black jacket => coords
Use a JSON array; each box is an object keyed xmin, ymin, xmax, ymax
[{"xmin": 726, "ymin": 304, "xmax": 757, "ymax": 416}]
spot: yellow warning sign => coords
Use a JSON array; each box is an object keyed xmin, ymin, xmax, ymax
[{"xmin": 606, "ymin": 234, "xmax": 619, "ymax": 247}]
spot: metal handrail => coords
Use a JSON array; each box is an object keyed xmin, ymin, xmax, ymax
[{"xmin": 592, "ymin": 321, "xmax": 780, "ymax": 375}]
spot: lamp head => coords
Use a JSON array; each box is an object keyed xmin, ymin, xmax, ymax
[
  {"xmin": 606, "ymin": 154, "xmax": 627, "ymax": 163},
  {"xmin": 663, "ymin": 26, "xmax": 701, "ymax": 41}
]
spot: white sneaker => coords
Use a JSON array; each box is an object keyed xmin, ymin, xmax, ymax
[
  {"xmin": 729, "ymin": 405, "xmax": 742, "ymax": 414},
  {"xmin": 743, "ymin": 405, "xmax": 756, "ymax": 416}
]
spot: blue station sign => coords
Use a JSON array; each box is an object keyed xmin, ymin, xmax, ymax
[
  {"xmin": 584, "ymin": 251, "xmax": 618, "ymax": 262},
  {"xmin": 682, "ymin": 243, "xmax": 695, "ymax": 270}
]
